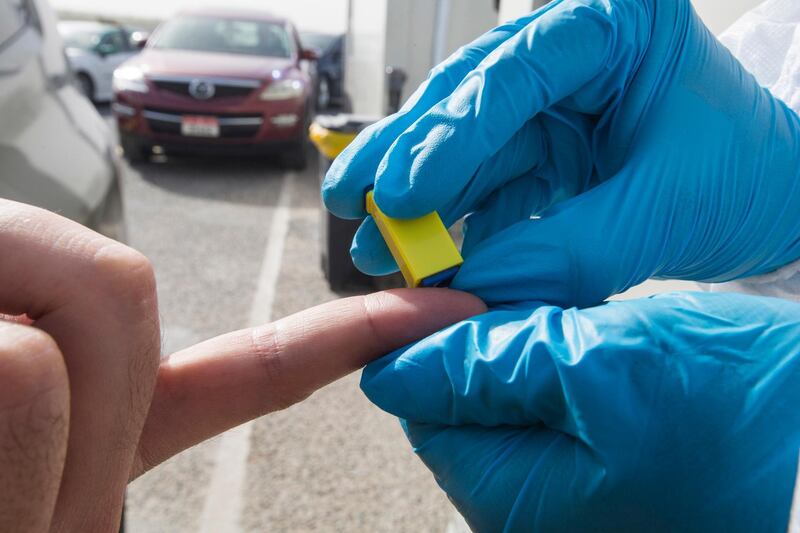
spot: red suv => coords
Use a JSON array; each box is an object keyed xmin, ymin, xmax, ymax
[{"xmin": 112, "ymin": 8, "xmax": 315, "ymax": 168}]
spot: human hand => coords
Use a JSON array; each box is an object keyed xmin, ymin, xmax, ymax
[
  {"xmin": 362, "ymin": 291, "xmax": 800, "ymax": 531},
  {"xmin": 323, "ymin": 0, "xmax": 800, "ymax": 307},
  {"xmin": 0, "ymin": 199, "xmax": 485, "ymax": 532}
]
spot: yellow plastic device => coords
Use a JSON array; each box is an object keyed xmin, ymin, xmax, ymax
[{"xmin": 365, "ymin": 191, "xmax": 463, "ymax": 288}]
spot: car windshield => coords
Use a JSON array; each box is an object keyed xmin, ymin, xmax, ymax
[
  {"xmin": 152, "ymin": 16, "xmax": 294, "ymax": 58},
  {"xmin": 60, "ymin": 26, "xmax": 103, "ymax": 50},
  {"xmin": 300, "ymin": 32, "xmax": 338, "ymax": 52}
]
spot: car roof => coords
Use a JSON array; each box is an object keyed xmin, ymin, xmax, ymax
[
  {"xmin": 174, "ymin": 8, "xmax": 289, "ymax": 25},
  {"xmin": 57, "ymin": 20, "xmax": 119, "ymax": 33}
]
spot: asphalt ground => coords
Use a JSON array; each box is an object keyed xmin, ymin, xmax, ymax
[{"xmin": 109, "ymin": 110, "xmax": 693, "ymax": 532}]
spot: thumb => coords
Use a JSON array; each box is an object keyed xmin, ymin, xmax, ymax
[{"xmin": 453, "ymin": 171, "xmax": 664, "ymax": 307}]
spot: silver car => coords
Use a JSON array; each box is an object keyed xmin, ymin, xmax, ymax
[
  {"xmin": 59, "ymin": 20, "xmax": 144, "ymax": 103},
  {"xmin": 0, "ymin": 0, "xmax": 125, "ymax": 241}
]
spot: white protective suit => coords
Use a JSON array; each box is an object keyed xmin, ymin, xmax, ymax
[
  {"xmin": 714, "ymin": 4, "xmax": 800, "ymax": 526},
  {"xmin": 710, "ymin": 0, "xmax": 800, "ymax": 302}
]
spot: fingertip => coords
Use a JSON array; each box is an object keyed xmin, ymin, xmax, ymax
[
  {"xmin": 321, "ymin": 154, "xmax": 370, "ymax": 220},
  {"xmin": 350, "ymin": 218, "xmax": 400, "ymax": 276},
  {"xmin": 362, "ymin": 288, "xmax": 486, "ymax": 346}
]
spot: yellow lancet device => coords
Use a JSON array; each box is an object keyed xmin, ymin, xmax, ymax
[{"xmin": 365, "ymin": 191, "xmax": 463, "ymax": 288}]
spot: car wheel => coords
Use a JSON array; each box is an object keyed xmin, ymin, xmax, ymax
[
  {"xmin": 76, "ymin": 73, "xmax": 94, "ymax": 102},
  {"xmin": 119, "ymin": 134, "xmax": 149, "ymax": 164},
  {"xmin": 282, "ymin": 141, "xmax": 308, "ymax": 171},
  {"xmin": 317, "ymin": 76, "xmax": 331, "ymax": 111},
  {"xmin": 282, "ymin": 110, "xmax": 311, "ymax": 170}
]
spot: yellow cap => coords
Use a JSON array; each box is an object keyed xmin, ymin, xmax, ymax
[{"xmin": 365, "ymin": 191, "xmax": 463, "ymax": 288}]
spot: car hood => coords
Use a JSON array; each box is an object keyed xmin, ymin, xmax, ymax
[{"xmin": 132, "ymin": 49, "xmax": 296, "ymax": 80}]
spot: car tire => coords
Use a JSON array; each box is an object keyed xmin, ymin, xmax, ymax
[
  {"xmin": 317, "ymin": 76, "xmax": 332, "ymax": 111},
  {"xmin": 282, "ymin": 142, "xmax": 308, "ymax": 171},
  {"xmin": 282, "ymin": 110, "xmax": 311, "ymax": 170},
  {"xmin": 76, "ymin": 73, "xmax": 94, "ymax": 102},
  {"xmin": 119, "ymin": 134, "xmax": 149, "ymax": 164}
]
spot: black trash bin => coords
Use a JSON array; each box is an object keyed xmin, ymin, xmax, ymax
[{"xmin": 310, "ymin": 115, "xmax": 400, "ymax": 292}]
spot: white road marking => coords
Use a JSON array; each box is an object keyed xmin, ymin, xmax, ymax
[{"xmin": 199, "ymin": 172, "xmax": 296, "ymax": 533}]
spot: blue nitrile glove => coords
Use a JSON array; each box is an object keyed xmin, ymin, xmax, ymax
[
  {"xmin": 362, "ymin": 291, "xmax": 800, "ymax": 532},
  {"xmin": 322, "ymin": 0, "xmax": 800, "ymax": 308}
]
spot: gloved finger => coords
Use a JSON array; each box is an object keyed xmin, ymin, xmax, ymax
[
  {"xmin": 460, "ymin": 173, "xmax": 551, "ymax": 256},
  {"xmin": 350, "ymin": 109, "xmax": 596, "ymax": 275},
  {"xmin": 363, "ymin": 292, "xmax": 800, "ymax": 445},
  {"xmin": 452, "ymin": 169, "xmax": 656, "ymax": 308},
  {"xmin": 401, "ymin": 421, "xmax": 603, "ymax": 532},
  {"xmin": 433, "ymin": 116, "xmax": 550, "ymax": 224},
  {"xmin": 321, "ymin": 6, "xmax": 562, "ymax": 219},
  {"xmin": 350, "ymin": 217, "xmax": 398, "ymax": 276},
  {"xmin": 425, "ymin": 107, "xmax": 596, "ymax": 232},
  {"xmin": 350, "ymin": 170, "xmax": 556, "ymax": 277},
  {"xmin": 372, "ymin": 1, "xmax": 632, "ymax": 219}
]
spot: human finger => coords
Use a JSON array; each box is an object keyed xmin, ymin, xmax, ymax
[
  {"xmin": 0, "ymin": 321, "xmax": 69, "ymax": 533},
  {"xmin": 0, "ymin": 200, "xmax": 161, "ymax": 531},
  {"xmin": 132, "ymin": 289, "xmax": 486, "ymax": 477}
]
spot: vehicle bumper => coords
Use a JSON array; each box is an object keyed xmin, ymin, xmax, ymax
[{"xmin": 114, "ymin": 91, "xmax": 309, "ymax": 149}]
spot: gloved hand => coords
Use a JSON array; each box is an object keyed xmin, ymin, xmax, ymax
[
  {"xmin": 322, "ymin": 0, "xmax": 800, "ymax": 307},
  {"xmin": 362, "ymin": 291, "xmax": 800, "ymax": 532}
]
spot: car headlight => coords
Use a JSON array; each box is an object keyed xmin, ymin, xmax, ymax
[
  {"xmin": 113, "ymin": 66, "xmax": 149, "ymax": 94},
  {"xmin": 260, "ymin": 79, "xmax": 304, "ymax": 101}
]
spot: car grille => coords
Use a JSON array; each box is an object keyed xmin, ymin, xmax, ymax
[
  {"xmin": 150, "ymin": 76, "xmax": 260, "ymax": 100},
  {"xmin": 143, "ymin": 108, "xmax": 263, "ymax": 139}
]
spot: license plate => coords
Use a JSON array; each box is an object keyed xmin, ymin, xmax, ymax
[{"xmin": 181, "ymin": 116, "xmax": 220, "ymax": 138}]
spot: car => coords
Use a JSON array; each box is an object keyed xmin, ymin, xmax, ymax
[
  {"xmin": 300, "ymin": 32, "xmax": 345, "ymax": 111},
  {"xmin": 112, "ymin": 8, "xmax": 317, "ymax": 169},
  {"xmin": 1, "ymin": 0, "xmax": 125, "ymax": 242},
  {"xmin": 58, "ymin": 20, "xmax": 144, "ymax": 102}
]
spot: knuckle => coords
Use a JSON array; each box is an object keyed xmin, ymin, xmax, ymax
[
  {"xmin": 90, "ymin": 243, "xmax": 157, "ymax": 299},
  {"xmin": 358, "ymin": 293, "xmax": 392, "ymax": 349},
  {"xmin": 250, "ymin": 325, "xmax": 309, "ymax": 411}
]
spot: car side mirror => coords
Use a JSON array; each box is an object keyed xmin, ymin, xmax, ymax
[
  {"xmin": 130, "ymin": 31, "xmax": 149, "ymax": 50},
  {"xmin": 300, "ymin": 48, "xmax": 319, "ymax": 61}
]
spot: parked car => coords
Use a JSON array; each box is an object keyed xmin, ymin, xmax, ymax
[
  {"xmin": 1, "ymin": 0, "xmax": 125, "ymax": 242},
  {"xmin": 300, "ymin": 32, "xmax": 345, "ymax": 110},
  {"xmin": 58, "ymin": 20, "xmax": 144, "ymax": 102},
  {"xmin": 113, "ymin": 8, "xmax": 317, "ymax": 168}
]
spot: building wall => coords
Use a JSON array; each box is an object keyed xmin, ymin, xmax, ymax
[
  {"xmin": 385, "ymin": 0, "xmax": 438, "ymax": 107},
  {"xmin": 346, "ymin": 0, "xmax": 498, "ymax": 116},
  {"xmin": 345, "ymin": 0, "xmax": 389, "ymax": 116},
  {"xmin": 440, "ymin": 0, "xmax": 498, "ymax": 60}
]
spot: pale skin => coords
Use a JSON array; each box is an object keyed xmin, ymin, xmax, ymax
[{"xmin": 0, "ymin": 199, "xmax": 486, "ymax": 532}]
